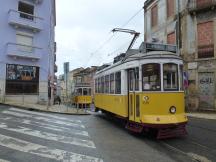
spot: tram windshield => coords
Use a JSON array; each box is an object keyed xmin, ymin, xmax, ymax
[
  {"xmin": 142, "ymin": 63, "xmax": 161, "ymax": 91},
  {"xmin": 142, "ymin": 63, "xmax": 183, "ymax": 91}
]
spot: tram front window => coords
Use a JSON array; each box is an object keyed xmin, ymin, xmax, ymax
[
  {"xmin": 142, "ymin": 63, "xmax": 161, "ymax": 91},
  {"xmin": 163, "ymin": 63, "xmax": 178, "ymax": 91}
]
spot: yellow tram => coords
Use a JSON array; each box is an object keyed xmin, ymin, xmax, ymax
[
  {"xmin": 94, "ymin": 42, "xmax": 188, "ymax": 139},
  {"xmin": 73, "ymin": 84, "xmax": 92, "ymax": 108}
]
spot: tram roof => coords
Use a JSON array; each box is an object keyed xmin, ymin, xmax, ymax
[{"xmin": 96, "ymin": 50, "xmax": 182, "ymax": 74}]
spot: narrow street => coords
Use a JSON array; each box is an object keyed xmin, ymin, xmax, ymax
[{"xmin": 0, "ymin": 104, "xmax": 215, "ymax": 162}]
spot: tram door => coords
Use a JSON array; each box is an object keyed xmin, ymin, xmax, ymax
[{"xmin": 128, "ymin": 67, "xmax": 140, "ymax": 122}]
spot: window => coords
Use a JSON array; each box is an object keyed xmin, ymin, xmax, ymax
[
  {"xmin": 115, "ymin": 72, "xmax": 121, "ymax": 94},
  {"xmin": 129, "ymin": 70, "xmax": 135, "ymax": 91},
  {"xmin": 76, "ymin": 88, "xmax": 82, "ymax": 95},
  {"xmin": 179, "ymin": 65, "xmax": 183, "ymax": 91},
  {"xmin": 16, "ymin": 33, "xmax": 33, "ymax": 52},
  {"xmin": 167, "ymin": 0, "xmax": 174, "ymax": 18},
  {"xmin": 6, "ymin": 64, "xmax": 39, "ymax": 94},
  {"xmin": 151, "ymin": 5, "xmax": 158, "ymax": 27},
  {"xmin": 167, "ymin": 32, "xmax": 176, "ymax": 45},
  {"xmin": 98, "ymin": 78, "xmax": 101, "ymax": 93},
  {"xmin": 135, "ymin": 67, "xmax": 139, "ymax": 91},
  {"xmin": 163, "ymin": 63, "xmax": 178, "ymax": 91},
  {"xmin": 197, "ymin": 21, "xmax": 214, "ymax": 58},
  {"xmin": 110, "ymin": 73, "xmax": 115, "ymax": 94},
  {"xmin": 129, "ymin": 68, "xmax": 139, "ymax": 91},
  {"xmin": 101, "ymin": 76, "xmax": 104, "ymax": 93},
  {"xmin": 95, "ymin": 79, "xmax": 97, "ymax": 93},
  {"xmin": 83, "ymin": 88, "xmax": 91, "ymax": 95},
  {"xmin": 142, "ymin": 63, "xmax": 161, "ymax": 91},
  {"xmin": 105, "ymin": 75, "xmax": 110, "ymax": 93},
  {"xmin": 18, "ymin": 2, "xmax": 34, "ymax": 20}
]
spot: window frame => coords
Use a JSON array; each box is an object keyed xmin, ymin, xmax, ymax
[
  {"xmin": 110, "ymin": 73, "xmax": 115, "ymax": 94},
  {"xmin": 163, "ymin": 63, "xmax": 179, "ymax": 91},
  {"xmin": 105, "ymin": 75, "xmax": 110, "ymax": 93},
  {"xmin": 115, "ymin": 71, "xmax": 121, "ymax": 94}
]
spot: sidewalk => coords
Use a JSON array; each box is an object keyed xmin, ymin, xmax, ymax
[
  {"xmin": 1, "ymin": 102, "xmax": 90, "ymax": 115},
  {"xmin": 187, "ymin": 112, "xmax": 216, "ymax": 120}
]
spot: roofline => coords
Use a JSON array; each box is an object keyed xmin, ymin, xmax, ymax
[{"xmin": 144, "ymin": 0, "xmax": 154, "ymax": 10}]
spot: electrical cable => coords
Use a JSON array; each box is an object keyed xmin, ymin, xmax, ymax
[{"xmin": 85, "ymin": 7, "xmax": 143, "ymax": 67}]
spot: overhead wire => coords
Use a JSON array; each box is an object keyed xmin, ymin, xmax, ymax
[{"xmin": 85, "ymin": 7, "xmax": 144, "ymax": 67}]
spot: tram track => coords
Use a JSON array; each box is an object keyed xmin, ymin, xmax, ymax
[
  {"xmin": 160, "ymin": 141, "xmax": 212, "ymax": 162},
  {"xmin": 187, "ymin": 123, "xmax": 216, "ymax": 133}
]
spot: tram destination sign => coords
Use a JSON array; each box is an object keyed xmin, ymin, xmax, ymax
[{"xmin": 141, "ymin": 42, "xmax": 177, "ymax": 53}]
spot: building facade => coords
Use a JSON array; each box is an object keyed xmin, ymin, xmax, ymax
[
  {"xmin": 144, "ymin": 0, "xmax": 216, "ymax": 111},
  {"xmin": 0, "ymin": 0, "xmax": 57, "ymax": 105}
]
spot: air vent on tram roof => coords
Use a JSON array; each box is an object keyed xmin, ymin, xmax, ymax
[{"xmin": 113, "ymin": 53, "xmax": 126, "ymax": 63}]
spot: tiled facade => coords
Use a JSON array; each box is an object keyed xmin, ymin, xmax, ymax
[
  {"xmin": 0, "ymin": 0, "xmax": 57, "ymax": 105},
  {"xmin": 144, "ymin": 0, "xmax": 216, "ymax": 111}
]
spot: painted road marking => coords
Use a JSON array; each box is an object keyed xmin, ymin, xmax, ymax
[
  {"xmin": 0, "ymin": 134, "xmax": 103, "ymax": 162},
  {"xmin": 0, "ymin": 123, "xmax": 95, "ymax": 148},
  {"xmin": 0, "ymin": 116, "xmax": 89, "ymax": 137},
  {"xmin": 2, "ymin": 111, "xmax": 85, "ymax": 128},
  {"xmin": 10, "ymin": 107, "xmax": 82, "ymax": 123},
  {"xmin": 0, "ymin": 159, "xmax": 10, "ymax": 162}
]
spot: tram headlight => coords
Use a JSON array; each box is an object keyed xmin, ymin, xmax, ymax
[{"xmin": 169, "ymin": 106, "xmax": 176, "ymax": 114}]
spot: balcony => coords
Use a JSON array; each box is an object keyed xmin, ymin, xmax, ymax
[
  {"xmin": 188, "ymin": 0, "xmax": 216, "ymax": 13},
  {"xmin": 54, "ymin": 64, "xmax": 58, "ymax": 73},
  {"xmin": 6, "ymin": 43, "xmax": 42, "ymax": 60},
  {"xmin": 8, "ymin": 9, "xmax": 43, "ymax": 32}
]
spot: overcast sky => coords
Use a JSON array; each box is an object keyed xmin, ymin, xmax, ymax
[{"xmin": 56, "ymin": 0, "xmax": 144, "ymax": 75}]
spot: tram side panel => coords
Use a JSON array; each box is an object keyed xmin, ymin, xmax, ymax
[{"xmin": 95, "ymin": 94, "xmax": 128, "ymax": 118}]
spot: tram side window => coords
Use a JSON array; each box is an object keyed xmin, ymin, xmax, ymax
[
  {"xmin": 115, "ymin": 72, "xmax": 121, "ymax": 94},
  {"xmin": 98, "ymin": 78, "xmax": 101, "ymax": 93},
  {"xmin": 95, "ymin": 79, "xmax": 97, "ymax": 93},
  {"xmin": 83, "ymin": 88, "xmax": 88, "ymax": 95},
  {"xmin": 101, "ymin": 76, "xmax": 105, "ymax": 93},
  {"xmin": 105, "ymin": 75, "xmax": 109, "ymax": 93},
  {"xmin": 110, "ymin": 73, "xmax": 115, "ymax": 94},
  {"xmin": 135, "ymin": 67, "xmax": 139, "ymax": 91},
  {"xmin": 163, "ymin": 63, "xmax": 178, "ymax": 91},
  {"xmin": 142, "ymin": 63, "xmax": 161, "ymax": 91}
]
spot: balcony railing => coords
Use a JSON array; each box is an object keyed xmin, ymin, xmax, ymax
[
  {"xmin": 8, "ymin": 9, "xmax": 43, "ymax": 32},
  {"xmin": 7, "ymin": 43, "xmax": 42, "ymax": 60},
  {"xmin": 188, "ymin": 0, "xmax": 216, "ymax": 13}
]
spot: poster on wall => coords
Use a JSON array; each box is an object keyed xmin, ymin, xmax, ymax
[{"xmin": 6, "ymin": 64, "xmax": 39, "ymax": 81}]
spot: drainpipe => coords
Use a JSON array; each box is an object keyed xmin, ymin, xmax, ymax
[{"xmin": 177, "ymin": 0, "xmax": 181, "ymax": 56}]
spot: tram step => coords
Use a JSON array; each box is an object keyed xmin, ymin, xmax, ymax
[{"xmin": 125, "ymin": 122, "xmax": 143, "ymax": 133}]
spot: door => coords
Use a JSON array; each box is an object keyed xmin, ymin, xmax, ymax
[{"xmin": 128, "ymin": 67, "xmax": 140, "ymax": 122}]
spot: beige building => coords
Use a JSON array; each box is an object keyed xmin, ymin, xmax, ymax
[
  {"xmin": 73, "ymin": 66, "xmax": 98, "ymax": 97},
  {"xmin": 144, "ymin": 0, "xmax": 216, "ymax": 111}
]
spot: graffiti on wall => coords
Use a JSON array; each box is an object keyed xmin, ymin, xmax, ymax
[{"xmin": 198, "ymin": 73, "xmax": 215, "ymax": 109}]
